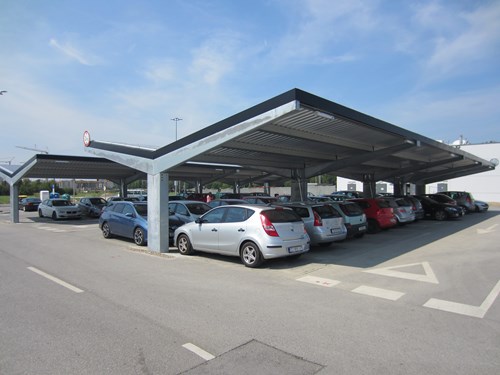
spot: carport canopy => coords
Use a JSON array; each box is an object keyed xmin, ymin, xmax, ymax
[
  {"xmin": 2, "ymin": 88, "xmax": 495, "ymax": 253},
  {"xmin": 83, "ymin": 88, "xmax": 495, "ymax": 252}
]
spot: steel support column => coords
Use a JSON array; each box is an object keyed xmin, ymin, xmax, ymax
[
  {"xmin": 290, "ymin": 168, "xmax": 307, "ymax": 201},
  {"xmin": 147, "ymin": 172, "xmax": 170, "ymax": 253},
  {"xmin": 10, "ymin": 182, "xmax": 19, "ymax": 223},
  {"xmin": 362, "ymin": 173, "xmax": 376, "ymax": 198},
  {"xmin": 414, "ymin": 184, "xmax": 426, "ymax": 195}
]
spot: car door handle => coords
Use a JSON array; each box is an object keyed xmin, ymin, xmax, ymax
[
  {"xmin": 238, "ymin": 228, "xmax": 245, "ymax": 232},
  {"xmin": 211, "ymin": 228, "xmax": 218, "ymax": 232}
]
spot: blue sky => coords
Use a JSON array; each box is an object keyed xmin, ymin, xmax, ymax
[{"xmin": 1, "ymin": 0, "xmax": 499, "ymax": 164}]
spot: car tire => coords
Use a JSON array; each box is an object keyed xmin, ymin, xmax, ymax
[
  {"xmin": 177, "ymin": 234, "xmax": 194, "ymax": 255},
  {"xmin": 367, "ymin": 219, "xmax": 381, "ymax": 234},
  {"xmin": 240, "ymin": 241, "xmax": 263, "ymax": 268},
  {"xmin": 134, "ymin": 227, "xmax": 146, "ymax": 246},
  {"xmin": 102, "ymin": 222, "xmax": 112, "ymax": 239},
  {"xmin": 434, "ymin": 210, "xmax": 447, "ymax": 221},
  {"xmin": 38, "ymin": 209, "xmax": 43, "ymax": 218},
  {"xmin": 52, "ymin": 211, "xmax": 58, "ymax": 220}
]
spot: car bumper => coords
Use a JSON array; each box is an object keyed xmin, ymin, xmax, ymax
[
  {"xmin": 309, "ymin": 227, "xmax": 347, "ymax": 244},
  {"xmin": 346, "ymin": 223, "xmax": 368, "ymax": 238},
  {"xmin": 260, "ymin": 239, "xmax": 310, "ymax": 259}
]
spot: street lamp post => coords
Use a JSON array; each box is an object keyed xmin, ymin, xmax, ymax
[
  {"xmin": 171, "ymin": 117, "xmax": 182, "ymax": 141},
  {"xmin": 171, "ymin": 117, "xmax": 182, "ymax": 194}
]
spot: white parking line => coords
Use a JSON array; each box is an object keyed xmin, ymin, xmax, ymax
[
  {"xmin": 351, "ymin": 285, "xmax": 405, "ymax": 301},
  {"xmin": 364, "ymin": 262, "xmax": 439, "ymax": 284},
  {"xmin": 37, "ymin": 226, "xmax": 67, "ymax": 233},
  {"xmin": 182, "ymin": 343, "xmax": 215, "ymax": 361},
  {"xmin": 27, "ymin": 267, "xmax": 84, "ymax": 293},
  {"xmin": 423, "ymin": 280, "xmax": 500, "ymax": 318},
  {"xmin": 297, "ymin": 275, "xmax": 341, "ymax": 287}
]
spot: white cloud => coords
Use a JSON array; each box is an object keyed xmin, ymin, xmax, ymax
[
  {"xmin": 377, "ymin": 86, "xmax": 500, "ymax": 143},
  {"xmin": 419, "ymin": 2, "xmax": 500, "ymax": 81},
  {"xmin": 49, "ymin": 38, "xmax": 94, "ymax": 66},
  {"xmin": 143, "ymin": 59, "xmax": 177, "ymax": 84},
  {"xmin": 189, "ymin": 34, "xmax": 239, "ymax": 85}
]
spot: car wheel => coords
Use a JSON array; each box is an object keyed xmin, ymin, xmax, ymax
[
  {"xmin": 102, "ymin": 222, "xmax": 112, "ymax": 238},
  {"xmin": 367, "ymin": 219, "xmax": 381, "ymax": 234},
  {"xmin": 240, "ymin": 241, "xmax": 263, "ymax": 268},
  {"xmin": 51, "ymin": 211, "xmax": 58, "ymax": 220},
  {"xmin": 38, "ymin": 209, "xmax": 43, "ymax": 218},
  {"xmin": 177, "ymin": 234, "xmax": 194, "ymax": 255},
  {"xmin": 434, "ymin": 210, "xmax": 447, "ymax": 221},
  {"xmin": 134, "ymin": 227, "xmax": 146, "ymax": 246}
]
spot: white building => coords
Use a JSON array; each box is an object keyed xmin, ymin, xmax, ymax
[
  {"xmin": 337, "ymin": 142, "xmax": 500, "ymax": 203},
  {"xmin": 427, "ymin": 142, "xmax": 500, "ymax": 203}
]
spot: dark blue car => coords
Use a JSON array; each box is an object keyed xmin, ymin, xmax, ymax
[
  {"xmin": 99, "ymin": 201, "xmax": 148, "ymax": 245},
  {"xmin": 99, "ymin": 201, "xmax": 184, "ymax": 246}
]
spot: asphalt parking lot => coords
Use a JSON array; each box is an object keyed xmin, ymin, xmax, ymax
[{"xmin": 1, "ymin": 205, "xmax": 499, "ymax": 374}]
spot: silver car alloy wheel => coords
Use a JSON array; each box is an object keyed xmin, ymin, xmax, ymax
[{"xmin": 241, "ymin": 242, "xmax": 262, "ymax": 268}]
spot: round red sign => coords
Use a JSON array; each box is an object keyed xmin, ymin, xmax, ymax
[{"xmin": 83, "ymin": 131, "xmax": 91, "ymax": 147}]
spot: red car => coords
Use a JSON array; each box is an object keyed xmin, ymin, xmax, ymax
[{"xmin": 349, "ymin": 198, "xmax": 397, "ymax": 233}]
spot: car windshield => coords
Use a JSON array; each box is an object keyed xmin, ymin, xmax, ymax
[
  {"xmin": 134, "ymin": 204, "xmax": 148, "ymax": 217},
  {"xmin": 52, "ymin": 200, "xmax": 72, "ymax": 206}
]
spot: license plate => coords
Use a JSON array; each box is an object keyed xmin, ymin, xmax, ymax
[
  {"xmin": 359, "ymin": 226, "xmax": 366, "ymax": 231},
  {"xmin": 331, "ymin": 229, "xmax": 342, "ymax": 234},
  {"xmin": 288, "ymin": 245, "xmax": 303, "ymax": 253}
]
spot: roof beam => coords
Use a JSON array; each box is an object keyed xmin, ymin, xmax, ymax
[
  {"xmin": 305, "ymin": 142, "xmax": 416, "ymax": 178},
  {"xmin": 417, "ymin": 165, "xmax": 491, "ymax": 185},
  {"xmin": 260, "ymin": 123, "xmax": 375, "ymax": 152},
  {"xmin": 410, "ymin": 164, "xmax": 486, "ymax": 184},
  {"xmin": 376, "ymin": 155, "xmax": 464, "ymax": 181}
]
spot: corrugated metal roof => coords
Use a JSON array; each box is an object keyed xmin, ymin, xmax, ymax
[{"xmin": 3, "ymin": 88, "xmax": 494, "ymax": 187}]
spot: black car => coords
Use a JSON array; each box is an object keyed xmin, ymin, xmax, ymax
[
  {"xmin": 19, "ymin": 197, "xmax": 42, "ymax": 212},
  {"xmin": 414, "ymin": 195, "xmax": 463, "ymax": 221}
]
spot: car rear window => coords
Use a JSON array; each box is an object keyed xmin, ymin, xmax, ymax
[
  {"xmin": 395, "ymin": 198, "xmax": 411, "ymax": 207},
  {"xmin": 186, "ymin": 203, "xmax": 211, "ymax": 215},
  {"xmin": 340, "ymin": 203, "xmax": 364, "ymax": 216},
  {"xmin": 376, "ymin": 199, "xmax": 391, "ymax": 208},
  {"xmin": 313, "ymin": 205, "xmax": 341, "ymax": 218},
  {"xmin": 288, "ymin": 207, "xmax": 310, "ymax": 218},
  {"xmin": 262, "ymin": 208, "xmax": 302, "ymax": 223}
]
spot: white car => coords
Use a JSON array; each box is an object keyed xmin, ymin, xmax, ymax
[
  {"xmin": 38, "ymin": 198, "xmax": 82, "ymax": 220},
  {"xmin": 174, "ymin": 205, "xmax": 310, "ymax": 268}
]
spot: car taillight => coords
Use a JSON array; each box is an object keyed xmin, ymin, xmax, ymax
[
  {"xmin": 313, "ymin": 211, "xmax": 322, "ymax": 226},
  {"xmin": 260, "ymin": 213, "xmax": 279, "ymax": 237}
]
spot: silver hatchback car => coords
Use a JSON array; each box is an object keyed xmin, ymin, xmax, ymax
[
  {"xmin": 383, "ymin": 197, "xmax": 415, "ymax": 225},
  {"xmin": 174, "ymin": 205, "xmax": 310, "ymax": 268},
  {"xmin": 277, "ymin": 202, "xmax": 347, "ymax": 246}
]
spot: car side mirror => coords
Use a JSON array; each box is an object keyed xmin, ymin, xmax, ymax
[
  {"xmin": 125, "ymin": 213, "xmax": 135, "ymax": 218},
  {"xmin": 195, "ymin": 218, "xmax": 203, "ymax": 224}
]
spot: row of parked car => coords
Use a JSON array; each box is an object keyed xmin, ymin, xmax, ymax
[{"xmin": 94, "ymin": 190, "xmax": 488, "ymax": 268}]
